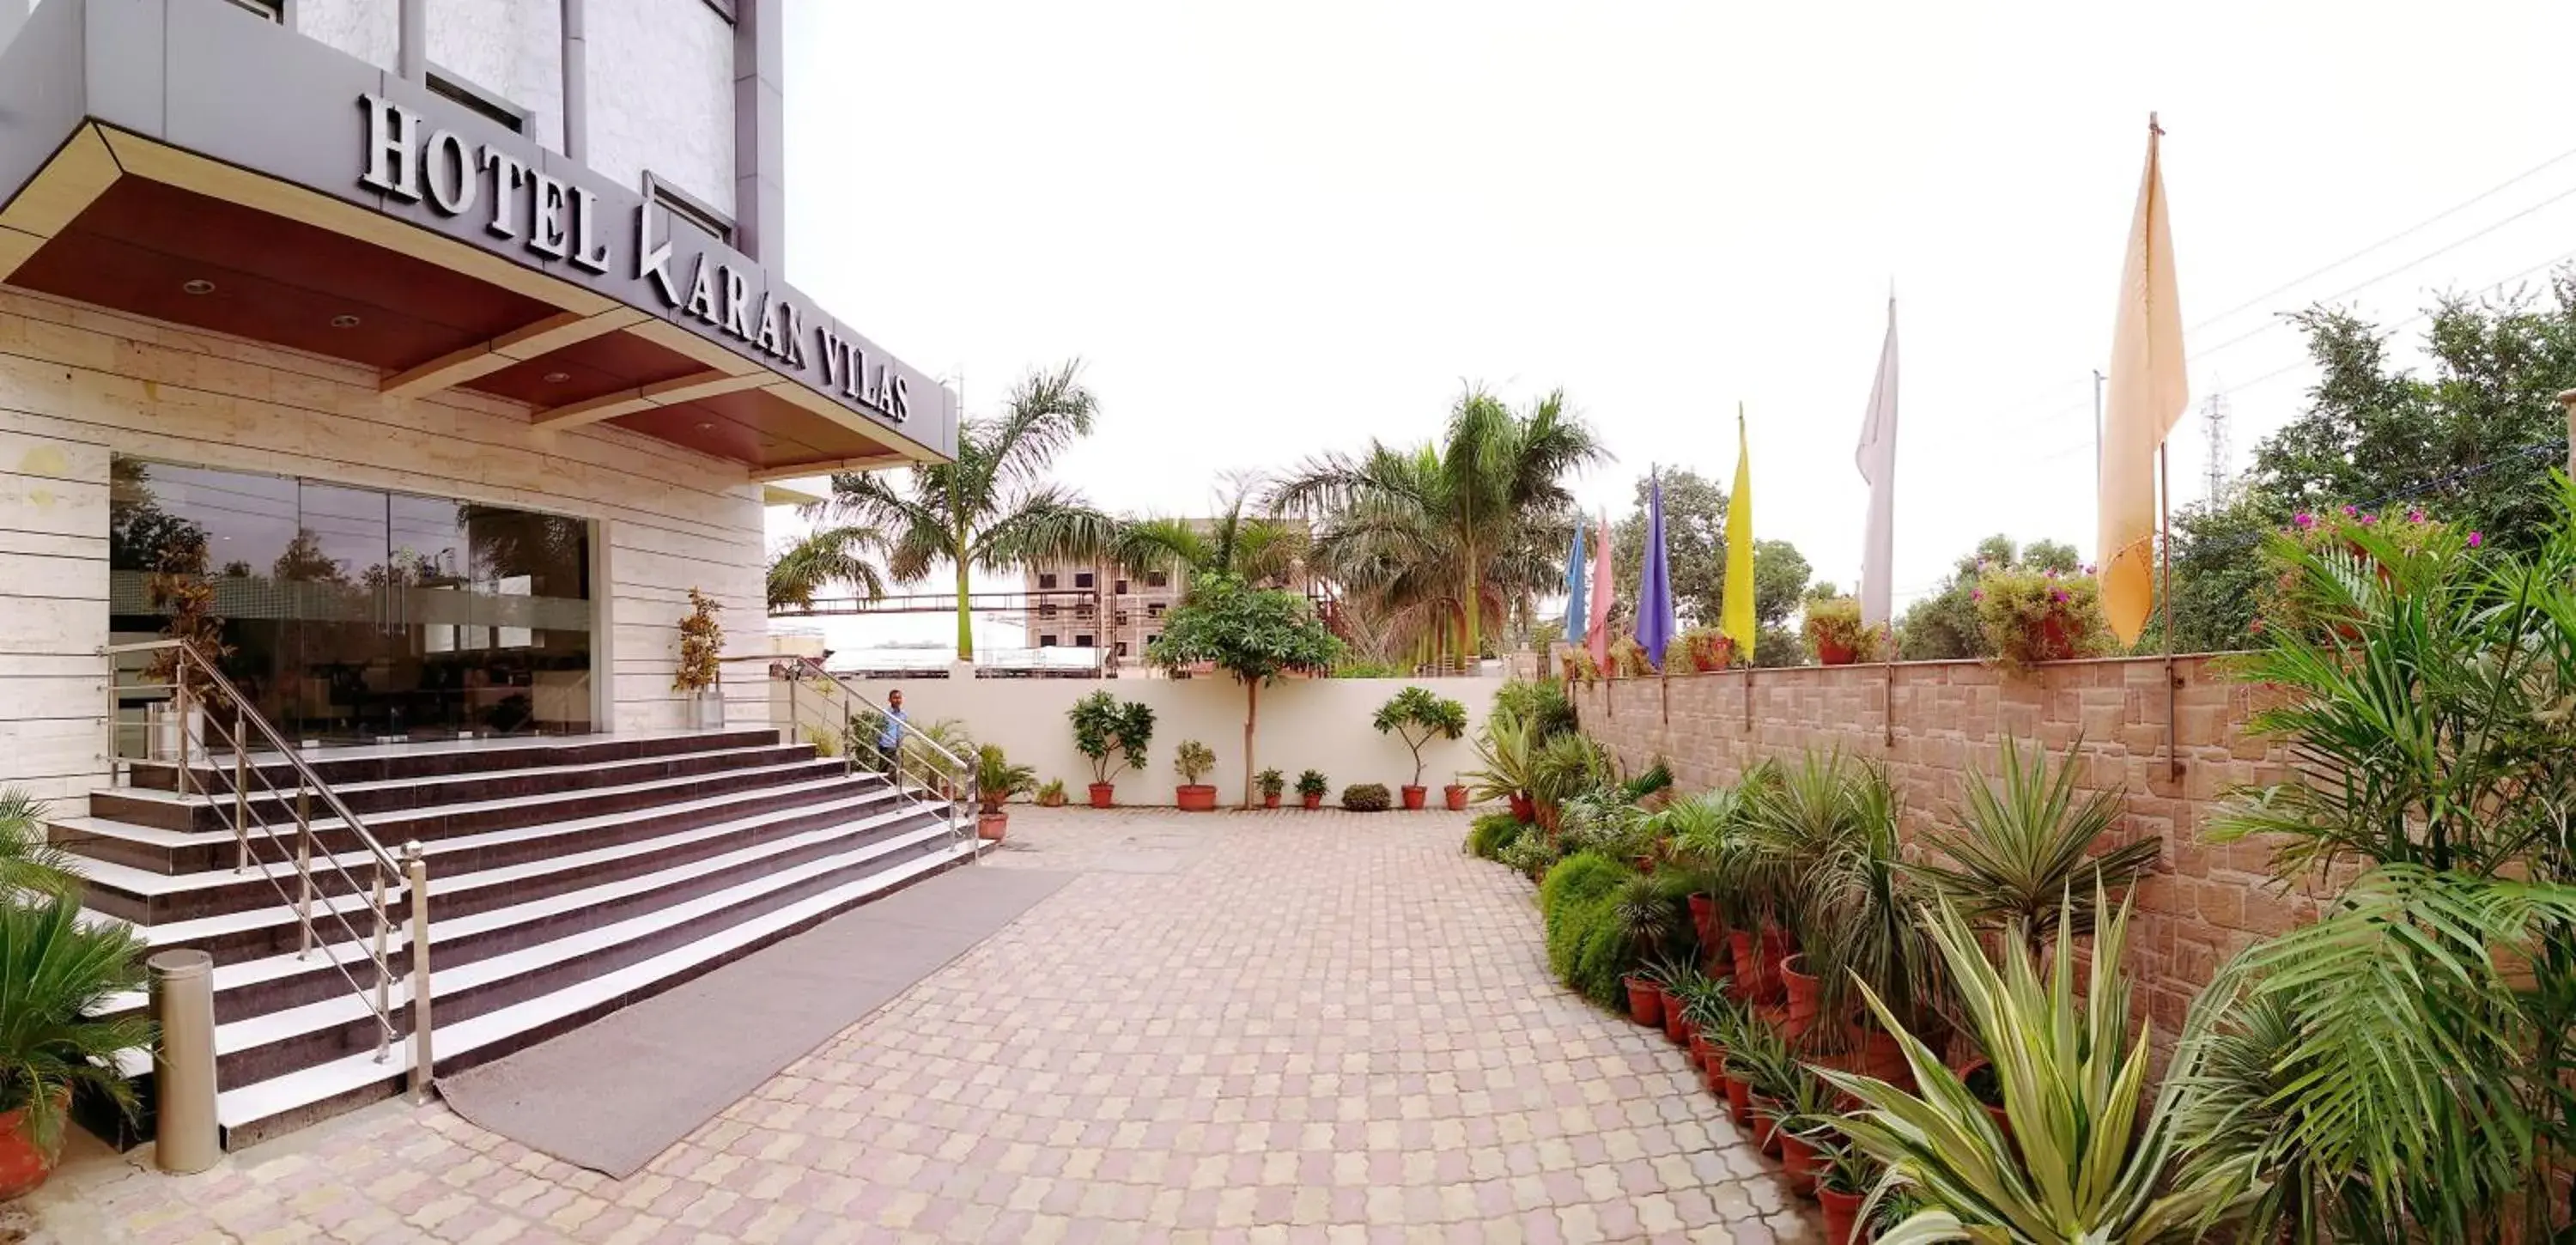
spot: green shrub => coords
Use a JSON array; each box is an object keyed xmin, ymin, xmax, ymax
[
  {"xmin": 1340, "ymin": 782, "xmax": 1393, "ymax": 812},
  {"xmin": 1540, "ymin": 853, "xmax": 1643, "ymax": 1008},
  {"xmin": 1466, "ymin": 811, "xmax": 1522, "ymax": 859},
  {"xmin": 1495, "ymin": 830, "xmax": 1560, "ymax": 878},
  {"xmin": 1493, "ymin": 678, "xmax": 1578, "ymax": 740}
]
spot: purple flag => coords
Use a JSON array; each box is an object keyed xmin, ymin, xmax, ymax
[{"xmin": 1636, "ymin": 470, "xmax": 1676, "ymax": 670}]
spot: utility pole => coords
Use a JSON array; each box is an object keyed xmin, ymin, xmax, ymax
[
  {"xmin": 2093, "ymin": 369, "xmax": 2106, "ymax": 503},
  {"xmin": 2202, "ymin": 388, "xmax": 2231, "ymax": 506}
]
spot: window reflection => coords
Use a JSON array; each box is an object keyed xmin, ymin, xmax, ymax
[{"xmin": 110, "ymin": 459, "xmax": 595, "ymax": 743}]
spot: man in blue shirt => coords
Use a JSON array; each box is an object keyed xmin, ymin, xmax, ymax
[{"xmin": 874, "ymin": 689, "xmax": 908, "ymax": 774}]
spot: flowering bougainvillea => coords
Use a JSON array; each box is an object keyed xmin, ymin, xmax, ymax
[{"xmin": 1973, "ymin": 562, "xmax": 2113, "ymax": 676}]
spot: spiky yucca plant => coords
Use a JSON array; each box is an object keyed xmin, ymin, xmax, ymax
[
  {"xmin": 1814, "ymin": 892, "xmax": 2257, "ymax": 1242},
  {"xmin": 1913, "ymin": 735, "xmax": 2159, "ymax": 954}
]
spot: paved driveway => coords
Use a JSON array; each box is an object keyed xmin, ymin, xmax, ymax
[{"xmin": 24, "ymin": 808, "xmax": 1810, "ymax": 1244}]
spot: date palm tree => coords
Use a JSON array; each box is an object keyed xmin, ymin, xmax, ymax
[
  {"xmin": 810, "ymin": 362, "xmax": 1115, "ymax": 660},
  {"xmin": 1272, "ymin": 386, "xmax": 1601, "ymax": 666},
  {"xmin": 765, "ymin": 525, "xmax": 888, "ymax": 612},
  {"xmin": 1110, "ymin": 476, "xmax": 1309, "ymax": 592}
]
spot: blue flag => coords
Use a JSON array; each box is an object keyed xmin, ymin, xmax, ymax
[
  {"xmin": 1563, "ymin": 522, "xmax": 1589, "ymax": 644},
  {"xmin": 1637, "ymin": 470, "xmax": 1676, "ymax": 670}
]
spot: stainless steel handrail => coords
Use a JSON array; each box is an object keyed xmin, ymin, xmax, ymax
[
  {"xmin": 100, "ymin": 639, "xmax": 434, "ymax": 1100},
  {"xmin": 725, "ymin": 654, "xmax": 981, "ymax": 855}
]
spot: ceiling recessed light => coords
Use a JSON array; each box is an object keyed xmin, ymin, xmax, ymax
[
  {"xmin": 694, "ymin": 421, "xmax": 714, "ymax": 431},
  {"xmin": 180, "ymin": 279, "xmax": 216, "ymax": 295},
  {"xmin": 542, "ymin": 371, "xmax": 573, "ymax": 384},
  {"xmin": 330, "ymin": 314, "xmax": 361, "ymax": 329}
]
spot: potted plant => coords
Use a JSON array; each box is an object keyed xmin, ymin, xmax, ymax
[
  {"xmin": 1672, "ymin": 625, "xmax": 1735, "ymax": 672},
  {"xmin": 1972, "ymin": 562, "xmax": 2111, "ymax": 675},
  {"xmin": 142, "ymin": 527, "xmax": 228, "ymax": 758},
  {"xmin": 1371, "ymin": 686, "xmax": 1468, "ymax": 811},
  {"xmin": 1607, "ymin": 635, "xmax": 1653, "ymax": 677},
  {"xmin": 0, "ymin": 898, "xmax": 154, "ymax": 1199},
  {"xmin": 673, "ymin": 586, "xmax": 726, "ymax": 728},
  {"xmin": 1623, "ymin": 957, "xmax": 1668, "ymax": 1028},
  {"xmin": 1068, "ymin": 690, "xmax": 1155, "ymax": 808},
  {"xmin": 1295, "ymin": 769, "xmax": 1328, "ymax": 810},
  {"xmin": 1173, "ymin": 740, "xmax": 1218, "ymax": 811},
  {"xmin": 1801, "ymin": 595, "xmax": 1880, "ymax": 666},
  {"xmin": 1770, "ymin": 1071, "xmax": 1838, "ymax": 1197},
  {"xmin": 973, "ymin": 744, "xmax": 1036, "ymax": 840},
  {"xmin": 1034, "ymin": 779, "xmax": 1067, "ymax": 808},
  {"xmin": 1339, "ymin": 783, "xmax": 1392, "ymax": 812},
  {"xmin": 1255, "ymin": 768, "xmax": 1285, "ymax": 809},
  {"xmin": 1811, "ymin": 1133, "xmax": 1877, "ymax": 1244},
  {"xmin": 1465, "ymin": 705, "xmax": 1538, "ymax": 823},
  {"xmin": 1442, "ymin": 774, "xmax": 1470, "ymax": 812}
]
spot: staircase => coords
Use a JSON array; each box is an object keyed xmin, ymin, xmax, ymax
[{"xmin": 60, "ymin": 668, "xmax": 979, "ymax": 1147}]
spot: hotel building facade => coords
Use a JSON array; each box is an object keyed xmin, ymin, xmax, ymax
[{"xmin": 0, "ymin": 0, "xmax": 955, "ymax": 812}]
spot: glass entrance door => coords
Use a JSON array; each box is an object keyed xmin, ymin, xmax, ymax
[{"xmin": 110, "ymin": 459, "xmax": 597, "ymax": 742}]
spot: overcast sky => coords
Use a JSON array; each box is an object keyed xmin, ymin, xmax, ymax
[{"xmin": 774, "ymin": 1, "xmax": 2576, "ymax": 650}]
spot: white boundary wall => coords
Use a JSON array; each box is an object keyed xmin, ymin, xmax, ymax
[{"xmin": 837, "ymin": 673, "xmax": 1505, "ymax": 807}]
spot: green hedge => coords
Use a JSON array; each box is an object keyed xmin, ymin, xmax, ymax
[
  {"xmin": 1466, "ymin": 811, "xmax": 1522, "ymax": 859},
  {"xmin": 1539, "ymin": 853, "xmax": 1639, "ymax": 1009}
]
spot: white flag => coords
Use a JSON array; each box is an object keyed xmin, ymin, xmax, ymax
[{"xmin": 1856, "ymin": 295, "xmax": 1899, "ymax": 629}]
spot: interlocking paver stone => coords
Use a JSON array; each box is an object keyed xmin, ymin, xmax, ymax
[{"xmin": 26, "ymin": 807, "xmax": 1807, "ymax": 1242}]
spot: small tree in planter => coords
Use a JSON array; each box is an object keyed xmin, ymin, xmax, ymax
[
  {"xmin": 673, "ymin": 587, "xmax": 726, "ymax": 727},
  {"xmin": 1173, "ymin": 740, "xmax": 1218, "ymax": 811},
  {"xmin": 973, "ymin": 744, "xmax": 1036, "ymax": 840},
  {"xmin": 1372, "ymin": 686, "xmax": 1468, "ymax": 810},
  {"xmin": 1295, "ymin": 769, "xmax": 1329, "ymax": 810},
  {"xmin": 143, "ymin": 526, "xmax": 230, "ymax": 756},
  {"xmin": 1974, "ymin": 563, "xmax": 2112, "ymax": 675},
  {"xmin": 1068, "ymin": 690, "xmax": 1154, "ymax": 807},
  {"xmin": 1801, "ymin": 595, "xmax": 1880, "ymax": 665},
  {"xmin": 1671, "ymin": 625, "xmax": 1735, "ymax": 672},
  {"xmin": 1146, "ymin": 574, "xmax": 1344, "ymax": 808},
  {"xmin": 1255, "ymin": 768, "xmax": 1286, "ymax": 809}
]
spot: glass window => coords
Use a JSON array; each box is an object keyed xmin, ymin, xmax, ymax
[
  {"xmin": 1074, "ymin": 572, "xmax": 1095, "ymax": 588},
  {"xmin": 1114, "ymin": 579, "xmax": 1129, "ymax": 595},
  {"xmin": 110, "ymin": 458, "xmax": 593, "ymax": 744},
  {"xmin": 1038, "ymin": 634, "xmax": 1058, "ymax": 647},
  {"xmin": 1074, "ymin": 635, "xmax": 1094, "ymax": 648},
  {"xmin": 1146, "ymin": 571, "xmax": 1169, "ymax": 588},
  {"xmin": 1036, "ymin": 573, "xmax": 1058, "ymax": 589}
]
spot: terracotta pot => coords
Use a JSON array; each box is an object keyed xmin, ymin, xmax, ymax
[
  {"xmin": 1856, "ymin": 1023, "xmax": 1911, "ymax": 1090},
  {"xmin": 1262, "ymin": 792, "xmax": 1281, "ymax": 809},
  {"xmin": 1723, "ymin": 1072, "xmax": 1753, "ymax": 1125},
  {"xmin": 1817, "ymin": 635, "xmax": 1857, "ymax": 665},
  {"xmin": 1759, "ymin": 925, "xmax": 1797, "ymax": 1003},
  {"xmin": 1624, "ymin": 975, "xmax": 1664, "ymax": 1026},
  {"xmin": 1779, "ymin": 1130, "xmax": 1820, "ymax": 1197},
  {"xmin": 1781, "ymin": 953, "xmax": 1822, "ymax": 1041},
  {"xmin": 1400, "ymin": 785, "xmax": 1429, "ymax": 811},
  {"xmin": 1443, "ymin": 785, "xmax": 1469, "ymax": 811},
  {"xmin": 1686, "ymin": 894, "xmax": 1716, "ymax": 945},
  {"xmin": 1537, "ymin": 802, "xmax": 1560, "ymax": 832},
  {"xmin": 1508, "ymin": 792, "xmax": 1534, "ymax": 823},
  {"xmin": 976, "ymin": 811, "xmax": 1008, "ymax": 841},
  {"xmin": 1088, "ymin": 782, "xmax": 1116, "ymax": 809},
  {"xmin": 1702, "ymin": 1044, "xmax": 1731, "ymax": 1097},
  {"xmin": 1818, "ymin": 1187, "xmax": 1864, "ymax": 1244},
  {"xmin": 1748, "ymin": 1096, "xmax": 1783, "ymax": 1156},
  {"xmin": 0, "ymin": 1091, "xmax": 70, "ymax": 1201},
  {"xmin": 1661, "ymin": 987, "xmax": 1690, "ymax": 1044},
  {"xmin": 2033, "ymin": 611, "xmax": 2075, "ymax": 661},
  {"xmin": 1959, "ymin": 1059, "xmax": 2014, "ymax": 1148},
  {"xmin": 1726, "ymin": 929, "xmax": 1761, "ymax": 999},
  {"xmin": 1687, "ymin": 1029, "xmax": 1711, "ymax": 1070},
  {"xmin": 1175, "ymin": 785, "xmax": 1218, "ymax": 811},
  {"xmin": 1301, "ymin": 793, "xmax": 1323, "ymax": 810}
]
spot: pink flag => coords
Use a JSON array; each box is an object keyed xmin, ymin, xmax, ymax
[{"xmin": 1586, "ymin": 510, "xmax": 1614, "ymax": 671}]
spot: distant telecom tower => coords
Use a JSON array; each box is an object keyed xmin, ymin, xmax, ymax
[{"xmin": 2202, "ymin": 387, "xmax": 2232, "ymax": 505}]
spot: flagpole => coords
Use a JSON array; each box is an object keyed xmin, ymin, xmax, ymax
[{"xmin": 2160, "ymin": 442, "xmax": 2178, "ymax": 780}]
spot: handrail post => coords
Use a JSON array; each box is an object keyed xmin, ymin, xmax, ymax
[
  {"xmin": 173, "ymin": 676, "xmax": 190, "ymax": 798},
  {"xmin": 294, "ymin": 785, "xmax": 314, "ymax": 958},
  {"xmin": 233, "ymin": 726, "xmax": 249, "ymax": 874},
  {"xmin": 404, "ymin": 841, "xmax": 432, "ymax": 1102},
  {"xmin": 843, "ymin": 700, "xmax": 854, "ymax": 779},
  {"xmin": 370, "ymin": 865, "xmax": 393, "ymax": 1064}
]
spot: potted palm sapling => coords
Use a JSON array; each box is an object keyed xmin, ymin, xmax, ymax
[
  {"xmin": 673, "ymin": 587, "xmax": 726, "ymax": 728},
  {"xmin": 1173, "ymin": 740, "xmax": 1218, "ymax": 811},
  {"xmin": 974, "ymin": 744, "xmax": 1036, "ymax": 840},
  {"xmin": 0, "ymin": 899, "xmax": 154, "ymax": 1199},
  {"xmin": 1068, "ymin": 690, "xmax": 1154, "ymax": 808},
  {"xmin": 1035, "ymin": 779, "xmax": 1068, "ymax": 808},
  {"xmin": 1255, "ymin": 768, "xmax": 1285, "ymax": 810},
  {"xmin": 1295, "ymin": 769, "xmax": 1328, "ymax": 810},
  {"xmin": 1371, "ymin": 686, "xmax": 1467, "ymax": 811}
]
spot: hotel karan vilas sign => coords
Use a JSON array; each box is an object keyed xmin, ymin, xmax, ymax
[
  {"xmin": 0, "ymin": 0, "xmax": 955, "ymax": 471},
  {"xmin": 357, "ymin": 95, "xmax": 919, "ymax": 427}
]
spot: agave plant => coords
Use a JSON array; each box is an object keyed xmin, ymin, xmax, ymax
[
  {"xmin": 1463, "ymin": 704, "xmax": 1537, "ymax": 805},
  {"xmin": 1912, "ymin": 735, "xmax": 2158, "ymax": 953},
  {"xmin": 1528, "ymin": 732, "xmax": 1614, "ymax": 811},
  {"xmin": 0, "ymin": 898, "xmax": 155, "ymax": 1156},
  {"xmin": 1610, "ymin": 872, "xmax": 1685, "ymax": 963},
  {"xmin": 1814, "ymin": 891, "xmax": 2257, "ymax": 1242}
]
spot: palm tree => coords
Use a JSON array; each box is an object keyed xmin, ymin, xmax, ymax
[
  {"xmin": 0, "ymin": 790, "xmax": 77, "ymax": 901},
  {"xmin": 765, "ymin": 525, "xmax": 888, "ymax": 612},
  {"xmin": 1110, "ymin": 476, "xmax": 1309, "ymax": 591},
  {"xmin": 1272, "ymin": 386, "xmax": 1602, "ymax": 667},
  {"xmin": 811, "ymin": 362, "xmax": 1116, "ymax": 660}
]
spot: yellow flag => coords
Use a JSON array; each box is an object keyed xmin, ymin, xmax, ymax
[
  {"xmin": 2098, "ymin": 116, "xmax": 2189, "ymax": 646},
  {"xmin": 1723, "ymin": 406, "xmax": 1756, "ymax": 661}
]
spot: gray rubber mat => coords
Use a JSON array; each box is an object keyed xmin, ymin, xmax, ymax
[{"xmin": 435, "ymin": 865, "xmax": 1074, "ymax": 1177}]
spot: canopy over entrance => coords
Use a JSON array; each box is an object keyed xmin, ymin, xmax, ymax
[{"xmin": 0, "ymin": 0, "xmax": 956, "ymax": 479}]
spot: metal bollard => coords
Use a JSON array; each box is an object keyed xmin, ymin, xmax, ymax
[{"xmin": 148, "ymin": 950, "xmax": 221, "ymax": 1174}]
